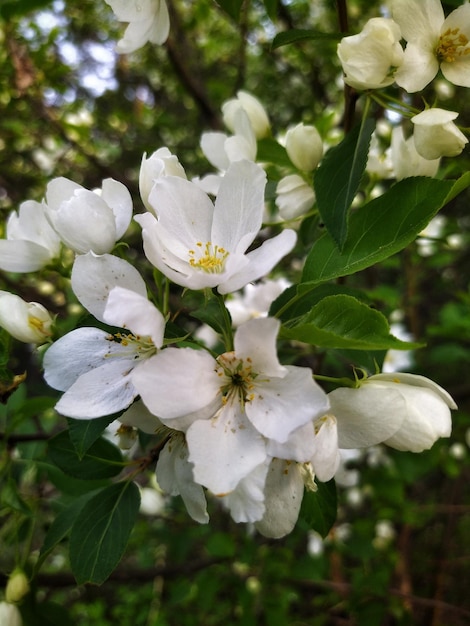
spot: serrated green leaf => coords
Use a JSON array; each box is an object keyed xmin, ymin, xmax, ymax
[
  {"xmin": 272, "ymin": 29, "xmax": 341, "ymax": 50},
  {"xmin": 48, "ymin": 431, "xmax": 124, "ymax": 480},
  {"xmin": 216, "ymin": 0, "xmax": 244, "ymax": 21},
  {"xmin": 302, "ymin": 176, "xmax": 461, "ymax": 284},
  {"xmin": 315, "ymin": 117, "xmax": 375, "ymax": 249},
  {"xmin": 67, "ymin": 415, "xmax": 118, "ymax": 459},
  {"xmin": 299, "ymin": 480, "xmax": 337, "ymax": 537},
  {"xmin": 69, "ymin": 481, "xmax": 140, "ymax": 585},
  {"xmin": 280, "ymin": 294, "xmax": 422, "ymax": 350}
]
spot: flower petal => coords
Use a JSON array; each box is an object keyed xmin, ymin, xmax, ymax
[
  {"xmin": 101, "ymin": 178, "xmax": 133, "ymax": 239},
  {"xmin": 234, "ymin": 317, "xmax": 286, "ymax": 377},
  {"xmin": 394, "ymin": 43, "xmax": 439, "ymax": 92},
  {"xmin": 0, "ymin": 240, "xmax": 53, "ymax": 272},
  {"xmin": 219, "ymin": 460, "xmax": 269, "ymax": 523},
  {"xmin": 392, "ymin": 0, "xmax": 444, "ymax": 44}
]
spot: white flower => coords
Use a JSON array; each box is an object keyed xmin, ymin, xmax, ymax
[
  {"xmin": 45, "ymin": 177, "xmax": 133, "ymax": 255},
  {"xmin": 226, "ymin": 277, "xmax": 291, "ymax": 326},
  {"xmin": 132, "ymin": 317, "xmax": 330, "ymax": 497},
  {"xmin": 0, "ymin": 291, "xmax": 53, "ymax": 344},
  {"xmin": 0, "ymin": 602, "xmax": 22, "ymax": 626},
  {"xmin": 222, "ymin": 91, "xmax": 270, "ymax": 140},
  {"xmin": 392, "ymin": 0, "xmax": 470, "ymax": 92},
  {"xmin": 329, "ymin": 373, "xmax": 456, "ymax": 452},
  {"xmin": 390, "ymin": 126, "xmax": 440, "ymax": 179},
  {"xmin": 0, "ymin": 200, "xmax": 61, "ymax": 272},
  {"xmin": 411, "ymin": 108, "xmax": 468, "ymax": 160},
  {"xmin": 285, "ymin": 123, "xmax": 323, "ymax": 172},
  {"xmin": 135, "ymin": 160, "xmax": 296, "ymax": 294},
  {"xmin": 275, "ymin": 174, "xmax": 315, "ymax": 220},
  {"xmin": 366, "ymin": 133, "xmax": 394, "ymax": 179},
  {"xmin": 337, "ymin": 18, "xmax": 404, "ymax": 90},
  {"xmin": 43, "ymin": 253, "xmax": 165, "ymax": 418},
  {"xmin": 105, "ymin": 0, "xmax": 169, "ymax": 53},
  {"xmin": 139, "ymin": 147, "xmax": 186, "ymax": 211}
]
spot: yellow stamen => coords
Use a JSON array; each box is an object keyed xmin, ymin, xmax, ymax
[
  {"xmin": 436, "ymin": 27, "xmax": 470, "ymax": 63},
  {"xmin": 188, "ymin": 241, "xmax": 229, "ymax": 274}
]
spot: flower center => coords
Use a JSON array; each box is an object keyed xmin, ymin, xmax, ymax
[
  {"xmin": 106, "ymin": 332, "xmax": 157, "ymax": 360},
  {"xmin": 436, "ymin": 27, "xmax": 470, "ymax": 63},
  {"xmin": 188, "ymin": 241, "xmax": 229, "ymax": 273},
  {"xmin": 216, "ymin": 352, "xmax": 257, "ymax": 406}
]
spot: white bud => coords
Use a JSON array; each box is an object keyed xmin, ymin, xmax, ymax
[{"xmin": 285, "ymin": 123, "xmax": 323, "ymax": 172}]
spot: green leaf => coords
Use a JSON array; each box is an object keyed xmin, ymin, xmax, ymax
[
  {"xmin": 48, "ymin": 431, "xmax": 124, "ymax": 480},
  {"xmin": 256, "ymin": 137, "xmax": 292, "ymax": 168},
  {"xmin": 280, "ymin": 294, "xmax": 422, "ymax": 350},
  {"xmin": 262, "ymin": 0, "xmax": 278, "ymax": 20},
  {"xmin": 0, "ymin": 0, "xmax": 52, "ymax": 19},
  {"xmin": 299, "ymin": 480, "xmax": 337, "ymax": 538},
  {"xmin": 69, "ymin": 481, "xmax": 141, "ymax": 585},
  {"xmin": 21, "ymin": 601, "xmax": 73, "ymax": 626},
  {"xmin": 272, "ymin": 29, "xmax": 341, "ymax": 50},
  {"xmin": 67, "ymin": 415, "xmax": 118, "ymax": 459},
  {"xmin": 315, "ymin": 117, "xmax": 376, "ymax": 249},
  {"xmin": 216, "ymin": 0, "xmax": 244, "ymax": 21},
  {"xmin": 302, "ymin": 176, "xmax": 461, "ymax": 284}
]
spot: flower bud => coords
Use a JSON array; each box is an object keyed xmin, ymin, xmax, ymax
[
  {"xmin": 285, "ymin": 123, "xmax": 323, "ymax": 172},
  {"xmin": 411, "ymin": 109, "xmax": 468, "ymax": 160},
  {"xmin": 222, "ymin": 91, "xmax": 270, "ymax": 139},
  {"xmin": 337, "ymin": 17, "xmax": 403, "ymax": 90},
  {"xmin": 139, "ymin": 147, "xmax": 186, "ymax": 212},
  {"xmin": 5, "ymin": 569, "xmax": 29, "ymax": 604},
  {"xmin": 390, "ymin": 126, "xmax": 440, "ymax": 179},
  {"xmin": 0, "ymin": 602, "xmax": 22, "ymax": 626},
  {"xmin": 275, "ymin": 174, "xmax": 315, "ymax": 220},
  {"xmin": 0, "ymin": 291, "xmax": 53, "ymax": 344}
]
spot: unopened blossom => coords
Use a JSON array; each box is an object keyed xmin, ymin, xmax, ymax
[
  {"xmin": 139, "ymin": 147, "xmax": 186, "ymax": 211},
  {"xmin": 132, "ymin": 317, "xmax": 330, "ymax": 498},
  {"xmin": 329, "ymin": 373, "xmax": 456, "ymax": 452},
  {"xmin": 0, "ymin": 200, "xmax": 61, "ymax": 272},
  {"xmin": 43, "ymin": 253, "xmax": 165, "ymax": 418},
  {"xmin": 337, "ymin": 18, "xmax": 404, "ymax": 90},
  {"xmin": 45, "ymin": 177, "xmax": 133, "ymax": 255},
  {"xmin": 275, "ymin": 174, "xmax": 315, "ymax": 220},
  {"xmin": 105, "ymin": 0, "xmax": 169, "ymax": 53},
  {"xmin": 0, "ymin": 602, "xmax": 22, "ymax": 626},
  {"xmin": 285, "ymin": 123, "xmax": 323, "ymax": 172},
  {"xmin": 222, "ymin": 91, "xmax": 270, "ymax": 140},
  {"xmin": 392, "ymin": 0, "xmax": 470, "ymax": 91},
  {"xmin": 390, "ymin": 126, "xmax": 440, "ymax": 179},
  {"xmin": 411, "ymin": 109, "xmax": 468, "ymax": 160},
  {"xmin": 0, "ymin": 291, "xmax": 53, "ymax": 344},
  {"xmin": 5, "ymin": 569, "xmax": 29, "ymax": 604},
  {"xmin": 136, "ymin": 160, "xmax": 296, "ymax": 294}
]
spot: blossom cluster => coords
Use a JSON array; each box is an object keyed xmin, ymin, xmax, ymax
[{"xmin": 0, "ymin": 93, "xmax": 457, "ymax": 537}]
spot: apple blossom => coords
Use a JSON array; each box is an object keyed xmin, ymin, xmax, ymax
[
  {"xmin": 275, "ymin": 174, "xmax": 315, "ymax": 220},
  {"xmin": 329, "ymin": 372, "xmax": 456, "ymax": 452},
  {"xmin": 285, "ymin": 123, "xmax": 323, "ymax": 172},
  {"xmin": 135, "ymin": 159, "xmax": 296, "ymax": 294},
  {"xmin": 0, "ymin": 291, "xmax": 53, "ymax": 344},
  {"xmin": 411, "ymin": 108, "xmax": 468, "ymax": 160},
  {"xmin": 222, "ymin": 91, "xmax": 270, "ymax": 140},
  {"xmin": 105, "ymin": 0, "xmax": 169, "ymax": 53},
  {"xmin": 43, "ymin": 253, "xmax": 165, "ymax": 418},
  {"xmin": 0, "ymin": 603, "xmax": 22, "ymax": 626},
  {"xmin": 392, "ymin": 0, "xmax": 470, "ymax": 92},
  {"xmin": 226, "ymin": 278, "xmax": 291, "ymax": 326},
  {"xmin": 139, "ymin": 147, "xmax": 186, "ymax": 212},
  {"xmin": 45, "ymin": 177, "xmax": 132, "ymax": 255},
  {"xmin": 337, "ymin": 18, "xmax": 404, "ymax": 90},
  {"xmin": 390, "ymin": 126, "xmax": 440, "ymax": 179},
  {"xmin": 0, "ymin": 200, "xmax": 61, "ymax": 272},
  {"xmin": 132, "ymin": 317, "xmax": 330, "ymax": 498}
]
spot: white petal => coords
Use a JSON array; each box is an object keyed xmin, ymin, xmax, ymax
[
  {"xmin": 157, "ymin": 434, "xmax": 209, "ymax": 524},
  {"xmin": 148, "ymin": 0, "xmax": 170, "ymax": 44},
  {"xmin": 329, "ymin": 384, "xmax": 407, "ymax": 448},
  {"xmin": 104, "ymin": 286, "xmax": 165, "ymax": 347},
  {"xmin": 43, "ymin": 326, "xmax": 131, "ymax": 391},
  {"xmin": 186, "ymin": 401, "xmax": 267, "ymax": 495},
  {"xmin": 200, "ymin": 132, "xmax": 231, "ymax": 171},
  {"xmin": 310, "ymin": 415, "xmax": 341, "ymax": 482},
  {"xmin": 132, "ymin": 347, "xmax": 221, "ymax": 423},
  {"xmin": 255, "ymin": 459, "xmax": 304, "ymax": 539},
  {"xmin": 219, "ymin": 460, "xmax": 269, "ymax": 523},
  {"xmin": 218, "ymin": 229, "xmax": 297, "ymax": 294},
  {"xmin": 120, "ymin": 399, "xmax": 163, "ymax": 434},
  {"xmin": 116, "ymin": 19, "xmax": 156, "ymax": 54},
  {"xmin": 101, "ymin": 178, "xmax": 133, "ymax": 239},
  {"xmin": 212, "ymin": 160, "xmax": 266, "ymax": 252},
  {"xmin": 71, "ymin": 252, "xmax": 147, "ymax": 322},
  {"xmin": 46, "ymin": 176, "xmax": 83, "ymax": 210},
  {"xmin": 7, "ymin": 200, "xmax": 61, "ymax": 254},
  {"xmin": 0, "ymin": 292, "xmax": 52, "ymax": 343},
  {"xmin": 0, "ymin": 240, "xmax": 53, "ymax": 272},
  {"xmin": 54, "ymin": 358, "xmax": 137, "ymax": 419},
  {"xmin": 369, "ymin": 373, "xmax": 457, "ymax": 409},
  {"xmin": 394, "ymin": 43, "xmax": 439, "ymax": 92},
  {"xmin": 234, "ymin": 317, "xmax": 286, "ymax": 377},
  {"xmin": 392, "ymin": 0, "xmax": 444, "ymax": 44},
  {"xmin": 266, "ymin": 422, "xmax": 316, "ymax": 462},
  {"xmin": 247, "ymin": 365, "xmax": 330, "ymax": 443},
  {"xmin": 105, "ymin": 0, "xmax": 157, "ymax": 21}
]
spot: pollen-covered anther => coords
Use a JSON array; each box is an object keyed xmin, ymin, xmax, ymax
[
  {"xmin": 436, "ymin": 28, "xmax": 470, "ymax": 62},
  {"xmin": 188, "ymin": 241, "xmax": 229, "ymax": 274}
]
